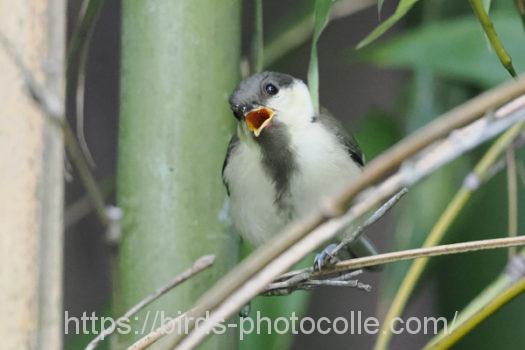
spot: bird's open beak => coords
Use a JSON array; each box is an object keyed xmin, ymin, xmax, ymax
[{"xmin": 245, "ymin": 106, "xmax": 275, "ymax": 137}]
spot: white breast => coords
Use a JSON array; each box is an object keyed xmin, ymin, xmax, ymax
[
  {"xmin": 288, "ymin": 124, "xmax": 362, "ymax": 219},
  {"xmin": 223, "ymin": 140, "xmax": 287, "ymax": 246},
  {"xmin": 224, "ymin": 123, "xmax": 361, "ymax": 247}
]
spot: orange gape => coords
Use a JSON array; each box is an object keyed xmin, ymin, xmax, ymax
[{"xmin": 245, "ymin": 107, "xmax": 275, "ymax": 135}]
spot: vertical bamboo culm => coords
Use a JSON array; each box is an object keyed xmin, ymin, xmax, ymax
[{"xmin": 115, "ymin": 1, "xmax": 241, "ymax": 349}]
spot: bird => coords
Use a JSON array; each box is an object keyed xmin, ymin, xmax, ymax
[{"xmin": 222, "ymin": 71, "xmax": 378, "ymax": 270}]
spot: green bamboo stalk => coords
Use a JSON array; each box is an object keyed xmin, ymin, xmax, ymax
[
  {"xmin": 469, "ymin": 0, "xmax": 517, "ymax": 78},
  {"xmin": 114, "ymin": 1, "xmax": 241, "ymax": 349}
]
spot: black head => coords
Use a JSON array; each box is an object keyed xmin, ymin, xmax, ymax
[{"xmin": 228, "ymin": 71, "xmax": 295, "ymax": 120}]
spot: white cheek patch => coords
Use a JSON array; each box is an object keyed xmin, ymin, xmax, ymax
[{"xmin": 270, "ymin": 83, "xmax": 314, "ymax": 128}]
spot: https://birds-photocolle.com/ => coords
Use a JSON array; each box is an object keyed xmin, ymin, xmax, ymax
[{"xmin": 222, "ymin": 71, "xmax": 379, "ymax": 270}]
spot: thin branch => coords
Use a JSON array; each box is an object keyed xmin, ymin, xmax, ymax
[
  {"xmin": 469, "ymin": 0, "xmax": 517, "ymax": 77},
  {"xmin": 168, "ymin": 79, "xmax": 525, "ymax": 350},
  {"xmin": 67, "ymin": 0, "xmax": 107, "ymax": 166},
  {"xmin": 277, "ymin": 235, "xmax": 525, "ymax": 286},
  {"xmin": 65, "ymin": 177, "xmax": 114, "ymax": 228},
  {"xmin": 329, "ymin": 188, "xmax": 408, "ymax": 262},
  {"xmin": 374, "ymin": 120, "xmax": 525, "ymax": 350},
  {"xmin": 316, "ymin": 236, "xmax": 525, "ymax": 274},
  {"xmin": 264, "ymin": 270, "xmax": 371, "ymax": 296},
  {"xmin": 306, "ymin": 188, "xmax": 407, "ymax": 271},
  {"xmin": 128, "ymin": 310, "xmax": 197, "ymax": 350},
  {"xmin": 85, "ymin": 255, "xmax": 215, "ymax": 350},
  {"xmin": 266, "ymin": 190, "xmax": 406, "ymax": 291},
  {"xmin": 62, "ymin": 115, "xmax": 111, "ymax": 226},
  {"xmin": 507, "ymin": 146, "xmax": 519, "ymax": 258},
  {"xmin": 0, "ymin": 32, "xmax": 63, "ymax": 119},
  {"xmin": 0, "ymin": 30, "xmax": 111, "ymax": 227}
]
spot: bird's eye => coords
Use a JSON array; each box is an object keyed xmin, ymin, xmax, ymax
[{"xmin": 264, "ymin": 83, "xmax": 279, "ymax": 96}]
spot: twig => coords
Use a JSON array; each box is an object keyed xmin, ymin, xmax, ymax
[
  {"xmin": 374, "ymin": 120, "xmax": 525, "ymax": 350},
  {"xmin": 267, "ymin": 189, "xmax": 407, "ymax": 291},
  {"xmin": 0, "ymin": 30, "xmax": 111, "ymax": 227},
  {"xmin": 329, "ymin": 188, "xmax": 408, "ymax": 262},
  {"xmin": 316, "ymin": 236, "xmax": 525, "ymax": 273},
  {"xmin": 85, "ymin": 255, "xmax": 215, "ymax": 350},
  {"xmin": 63, "ymin": 114, "xmax": 111, "ymax": 226},
  {"xmin": 129, "ymin": 310, "xmax": 194, "ymax": 350},
  {"xmin": 67, "ymin": 0, "xmax": 107, "ymax": 166},
  {"xmin": 507, "ymin": 146, "xmax": 519, "ymax": 258},
  {"xmin": 65, "ymin": 177, "xmax": 114, "ymax": 228},
  {"xmin": 264, "ymin": 269, "xmax": 370, "ymax": 295},
  {"xmin": 469, "ymin": 0, "xmax": 517, "ymax": 77},
  {"xmin": 0, "ymin": 32, "xmax": 63, "ymax": 119},
  {"xmin": 168, "ymin": 79, "xmax": 525, "ymax": 350}
]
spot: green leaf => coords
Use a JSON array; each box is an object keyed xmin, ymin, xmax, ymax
[
  {"xmin": 251, "ymin": 0, "xmax": 264, "ymax": 73},
  {"xmin": 378, "ymin": 0, "xmax": 385, "ymax": 17},
  {"xmin": 356, "ymin": 0, "xmax": 421, "ymax": 49},
  {"xmin": 483, "ymin": 0, "xmax": 491, "ymax": 13},
  {"xmin": 308, "ymin": 0, "xmax": 337, "ymax": 113},
  {"xmin": 469, "ymin": 0, "xmax": 516, "ymax": 77},
  {"xmin": 358, "ymin": 14, "xmax": 523, "ymax": 87}
]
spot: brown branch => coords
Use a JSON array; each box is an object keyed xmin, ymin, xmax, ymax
[
  {"xmin": 267, "ymin": 188, "xmax": 408, "ymax": 295},
  {"xmin": 264, "ymin": 270, "xmax": 371, "ymax": 295},
  {"xmin": 127, "ymin": 310, "xmax": 195, "ymax": 350},
  {"xmin": 85, "ymin": 255, "xmax": 215, "ymax": 350},
  {"xmin": 309, "ymin": 235, "xmax": 525, "ymax": 275},
  {"xmin": 329, "ymin": 188, "xmax": 408, "ymax": 263}
]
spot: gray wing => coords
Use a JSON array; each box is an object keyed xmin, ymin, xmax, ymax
[
  {"xmin": 317, "ymin": 112, "xmax": 381, "ymax": 267},
  {"xmin": 221, "ymin": 134, "xmax": 239, "ymax": 196},
  {"xmin": 316, "ymin": 111, "xmax": 364, "ymax": 166}
]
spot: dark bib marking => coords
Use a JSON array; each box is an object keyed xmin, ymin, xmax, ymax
[{"xmin": 256, "ymin": 121, "xmax": 297, "ymax": 216}]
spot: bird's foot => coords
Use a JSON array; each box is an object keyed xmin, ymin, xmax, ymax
[{"xmin": 313, "ymin": 243, "xmax": 340, "ymax": 271}]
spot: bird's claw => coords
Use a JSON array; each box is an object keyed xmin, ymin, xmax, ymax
[{"xmin": 313, "ymin": 243, "xmax": 339, "ymax": 271}]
